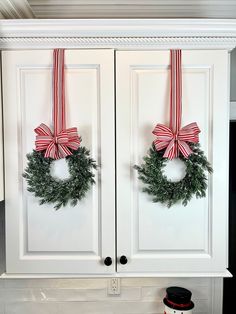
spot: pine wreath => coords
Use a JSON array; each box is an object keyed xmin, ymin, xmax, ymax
[
  {"xmin": 23, "ymin": 145, "xmax": 97, "ymax": 210},
  {"xmin": 134, "ymin": 143, "xmax": 212, "ymax": 207}
]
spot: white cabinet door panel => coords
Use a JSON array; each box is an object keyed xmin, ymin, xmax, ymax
[
  {"xmin": 116, "ymin": 50, "xmax": 229, "ymax": 273},
  {"xmin": 3, "ymin": 50, "xmax": 115, "ymax": 274}
]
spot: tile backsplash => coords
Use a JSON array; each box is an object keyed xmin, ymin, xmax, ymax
[{"xmin": 0, "ymin": 277, "xmax": 223, "ymax": 314}]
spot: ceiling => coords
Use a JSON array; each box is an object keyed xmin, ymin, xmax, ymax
[{"xmin": 0, "ymin": 0, "xmax": 236, "ymax": 19}]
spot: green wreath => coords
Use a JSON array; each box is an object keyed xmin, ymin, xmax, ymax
[
  {"xmin": 23, "ymin": 145, "xmax": 97, "ymax": 210},
  {"xmin": 134, "ymin": 143, "xmax": 212, "ymax": 207}
]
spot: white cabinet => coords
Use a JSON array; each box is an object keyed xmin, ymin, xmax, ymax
[
  {"xmin": 1, "ymin": 49, "xmax": 230, "ymax": 276},
  {"xmin": 2, "ymin": 50, "xmax": 115, "ymax": 274}
]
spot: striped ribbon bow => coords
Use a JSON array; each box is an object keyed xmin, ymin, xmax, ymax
[
  {"xmin": 153, "ymin": 50, "xmax": 200, "ymax": 159},
  {"xmin": 35, "ymin": 49, "xmax": 80, "ymax": 159}
]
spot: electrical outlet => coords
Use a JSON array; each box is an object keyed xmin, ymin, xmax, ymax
[{"xmin": 107, "ymin": 278, "xmax": 121, "ymax": 295}]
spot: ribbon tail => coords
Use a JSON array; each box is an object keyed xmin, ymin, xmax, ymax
[
  {"xmin": 178, "ymin": 140, "xmax": 193, "ymax": 158},
  {"xmin": 58, "ymin": 144, "xmax": 72, "ymax": 159},
  {"xmin": 163, "ymin": 138, "xmax": 176, "ymax": 159},
  {"xmin": 44, "ymin": 141, "xmax": 57, "ymax": 159}
]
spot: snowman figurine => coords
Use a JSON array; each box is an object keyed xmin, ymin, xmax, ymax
[{"xmin": 163, "ymin": 286, "xmax": 194, "ymax": 314}]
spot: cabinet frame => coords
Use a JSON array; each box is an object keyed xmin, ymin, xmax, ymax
[{"xmin": 0, "ymin": 18, "xmax": 235, "ymax": 278}]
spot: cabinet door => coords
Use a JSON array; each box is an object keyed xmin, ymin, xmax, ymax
[
  {"xmin": 116, "ymin": 50, "xmax": 229, "ymax": 274},
  {"xmin": 2, "ymin": 50, "xmax": 115, "ymax": 274}
]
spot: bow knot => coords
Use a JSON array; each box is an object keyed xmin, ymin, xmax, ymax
[
  {"xmin": 35, "ymin": 123, "xmax": 81, "ymax": 159},
  {"xmin": 152, "ymin": 122, "xmax": 200, "ymax": 159},
  {"xmin": 54, "ymin": 137, "xmax": 60, "ymax": 144}
]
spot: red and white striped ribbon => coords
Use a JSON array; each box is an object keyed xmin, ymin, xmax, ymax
[
  {"xmin": 153, "ymin": 50, "xmax": 200, "ymax": 159},
  {"xmin": 35, "ymin": 49, "xmax": 81, "ymax": 159}
]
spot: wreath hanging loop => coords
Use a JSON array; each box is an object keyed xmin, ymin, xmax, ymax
[
  {"xmin": 135, "ymin": 50, "xmax": 212, "ymax": 207},
  {"xmin": 23, "ymin": 49, "xmax": 97, "ymax": 210}
]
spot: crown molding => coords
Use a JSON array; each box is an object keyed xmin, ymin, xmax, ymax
[
  {"xmin": 0, "ymin": 19, "xmax": 236, "ymax": 50},
  {"xmin": 0, "ymin": 36, "xmax": 235, "ymax": 50},
  {"xmin": 0, "ymin": 0, "xmax": 34, "ymax": 19},
  {"xmin": 1, "ymin": 19, "xmax": 236, "ymax": 37}
]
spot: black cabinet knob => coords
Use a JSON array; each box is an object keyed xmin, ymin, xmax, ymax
[
  {"xmin": 104, "ymin": 256, "xmax": 112, "ymax": 266},
  {"xmin": 120, "ymin": 255, "xmax": 128, "ymax": 265}
]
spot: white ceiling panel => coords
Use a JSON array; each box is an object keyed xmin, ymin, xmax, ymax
[{"xmin": 1, "ymin": 0, "xmax": 236, "ymax": 19}]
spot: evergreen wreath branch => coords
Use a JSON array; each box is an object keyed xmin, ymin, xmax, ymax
[
  {"xmin": 134, "ymin": 143, "xmax": 212, "ymax": 207},
  {"xmin": 23, "ymin": 145, "xmax": 97, "ymax": 210}
]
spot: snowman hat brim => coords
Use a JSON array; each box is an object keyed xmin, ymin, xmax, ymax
[{"xmin": 164, "ymin": 297, "xmax": 194, "ymax": 311}]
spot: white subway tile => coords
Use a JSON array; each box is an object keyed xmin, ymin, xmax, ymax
[
  {"xmin": 3, "ymin": 301, "xmax": 209, "ymax": 314},
  {"xmin": 122, "ymin": 277, "xmax": 210, "ymax": 287},
  {"xmin": 57, "ymin": 301, "xmax": 164, "ymax": 314},
  {"xmin": 5, "ymin": 302, "xmax": 60, "ymax": 314},
  {"xmin": 34, "ymin": 287, "xmax": 141, "ymax": 301},
  {"xmin": 194, "ymin": 300, "xmax": 210, "ymax": 313},
  {"xmin": 141, "ymin": 286, "xmax": 166, "ymax": 301},
  {"xmin": 4, "ymin": 278, "xmax": 108, "ymax": 289},
  {"xmin": 0, "ymin": 288, "xmax": 36, "ymax": 302},
  {"xmin": 0, "ymin": 287, "xmax": 141, "ymax": 303}
]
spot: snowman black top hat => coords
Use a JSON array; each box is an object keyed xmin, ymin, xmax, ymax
[{"xmin": 163, "ymin": 286, "xmax": 194, "ymax": 311}]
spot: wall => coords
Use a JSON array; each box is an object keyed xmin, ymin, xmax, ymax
[
  {"xmin": 231, "ymin": 48, "xmax": 236, "ymax": 101},
  {"xmin": 1, "ymin": 46, "xmax": 235, "ymax": 314}
]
